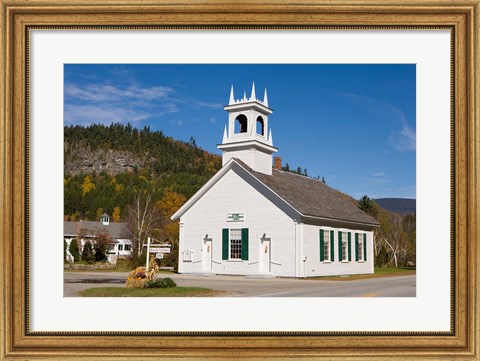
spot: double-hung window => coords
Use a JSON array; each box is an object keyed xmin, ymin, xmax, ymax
[
  {"xmin": 229, "ymin": 229, "xmax": 242, "ymax": 259},
  {"xmin": 341, "ymin": 233, "xmax": 347, "ymax": 261},
  {"xmin": 355, "ymin": 233, "xmax": 367, "ymax": 261},
  {"xmin": 222, "ymin": 228, "xmax": 249, "ymax": 260},
  {"xmin": 320, "ymin": 229, "xmax": 334, "ymax": 262},
  {"xmin": 324, "ymin": 231, "xmax": 330, "ymax": 261},
  {"xmin": 338, "ymin": 231, "xmax": 351, "ymax": 262}
]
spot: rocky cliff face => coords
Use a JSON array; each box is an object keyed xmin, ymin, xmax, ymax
[{"xmin": 64, "ymin": 141, "xmax": 147, "ymax": 176}]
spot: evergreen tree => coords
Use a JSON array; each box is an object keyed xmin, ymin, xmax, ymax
[
  {"xmin": 81, "ymin": 240, "xmax": 94, "ymax": 264},
  {"xmin": 94, "ymin": 232, "xmax": 110, "ymax": 262},
  {"xmin": 68, "ymin": 240, "xmax": 80, "ymax": 262},
  {"xmin": 358, "ymin": 195, "xmax": 378, "ymax": 217}
]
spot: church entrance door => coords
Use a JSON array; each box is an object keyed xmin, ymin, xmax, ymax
[
  {"xmin": 260, "ymin": 238, "xmax": 271, "ymax": 273},
  {"xmin": 203, "ymin": 238, "xmax": 212, "ymax": 271}
]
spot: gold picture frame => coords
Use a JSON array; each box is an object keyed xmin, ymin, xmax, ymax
[{"xmin": 1, "ymin": 0, "xmax": 478, "ymax": 359}]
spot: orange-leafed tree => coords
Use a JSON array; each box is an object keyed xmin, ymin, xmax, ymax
[
  {"xmin": 155, "ymin": 191, "xmax": 186, "ymax": 267},
  {"xmin": 112, "ymin": 206, "xmax": 121, "ymax": 222}
]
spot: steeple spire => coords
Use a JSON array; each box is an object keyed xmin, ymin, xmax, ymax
[
  {"xmin": 222, "ymin": 125, "xmax": 228, "ymax": 142},
  {"xmin": 229, "ymin": 85, "xmax": 234, "ymax": 105},
  {"xmin": 268, "ymin": 129, "xmax": 273, "ymax": 145},
  {"xmin": 263, "ymin": 88, "xmax": 268, "ymax": 107},
  {"xmin": 250, "ymin": 82, "xmax": 256, "ymax": 101},
  {"xmin": 243, "ymin": 91, "xmax": 247, "ymax": 101}
]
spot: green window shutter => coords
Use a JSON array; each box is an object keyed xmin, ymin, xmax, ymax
[
  {"xmin": 319, "ymin": 229, "xmax": 324, "ymax": 262},
  {"xmin": 241, "ymin": 228, "xmax": 249, "ymax": 260},
  {"xmin": 222, "ymin": 228, "xmax": 229, "ymax": 260},
  {"xmin": 348, "ymin": 232, "xmax": 352, "ymax": 261},
  {"xmin": 363, "ymin": 234, "xmax": 367, "ymax": 261},
  {"xmin": 338, "ymin": 231, "xmax": 342, "ymax": 261},
  {"xmin": 355, "ymin": 233, "xmax": 359, "ymax": 261},
  {"xmin": 330, "ymin": 230, "xmax": 334, "ymax": 261}
]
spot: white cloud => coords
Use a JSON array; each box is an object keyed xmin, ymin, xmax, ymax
[
  {"xmin": 65, "ymin": 83, "xmax": 173, "ymax": 103},
  {"xmin": 169, "ymin": 119, "xmax": 184, "ymax": 126},
  {"xmin": 389, "ymin": 122, "xmax": 416, "ymax": 152},
  {"xmin": 64, "ymin": 82, "xmax": 178, "ymax": 125},
  {"xmin": 371, "ymin": 172, "xmax": 385, "ymax": 177},
  {"xmin": 209, "ymin": 117, "xmax": 216, "ymax": 124},
  {"xmin": 64, "ymin": 104, "xmax": 151, "ymax": 125},
  {"xmin": 194, "ymin": 101, "xmax": 223, "ymax": 109},
  {"xmin": 341, "ymin": 92, "xmax": 416, "ymax": 152}
]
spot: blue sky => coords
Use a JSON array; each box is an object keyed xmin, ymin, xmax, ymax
[{"xmin": 64, "ymin": 64, "xmax": 416, "ymax": 200}]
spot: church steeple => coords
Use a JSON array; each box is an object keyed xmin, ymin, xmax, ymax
[
  {"xmin": 229, "ymin": 85, "xmax": 235, "ymax": 105},
  {"xmin": 218, "ymin": 83, "xmax": 278, "ymax": 175}
]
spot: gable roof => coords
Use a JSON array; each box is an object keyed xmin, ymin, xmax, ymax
[
  {"xmin": 64, "ymin": 221, "xmax": 128, "ymax": 239},
  {"xmin": 244, "ymin": 162, "xmax": 379, "ymax": 226},
  {"xmin": 171, "ymin": 158, "xmax": 379, "ymax": 227}
]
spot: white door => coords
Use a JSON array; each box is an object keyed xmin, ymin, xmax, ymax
[
  {"xmin": 260, "ymin": 239, "xmax": 271, "ymax": 273},
  {"xmin": 203, "ymin": 239, "xmax": 212, "ymax": 271}
]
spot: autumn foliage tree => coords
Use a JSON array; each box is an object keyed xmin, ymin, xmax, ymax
[
  {"xmin": 155, "ymin": 191, "xmax": 186, "ymax": 268},
  {"xmin": 112, "ymin": 206, "xmax": 121, "ymax": 222}
]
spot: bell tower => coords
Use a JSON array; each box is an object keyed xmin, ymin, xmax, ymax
[{"xmin": 218, "ymin": 82, "xmax": 278, "ymax": 175}]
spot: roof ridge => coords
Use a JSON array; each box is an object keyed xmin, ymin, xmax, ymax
[{"xmin": 273, "ymin": 168, "xmax": 329, "ymax": 186}]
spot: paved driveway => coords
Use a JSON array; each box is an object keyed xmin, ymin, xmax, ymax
[{"xmin": 64, "ymin": 271, "xmax": 416, "ymax": 297}]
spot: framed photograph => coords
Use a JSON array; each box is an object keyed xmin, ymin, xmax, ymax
[{"xmin": 1, "ymin": 0, "xmax": 478, "ymax": 359}]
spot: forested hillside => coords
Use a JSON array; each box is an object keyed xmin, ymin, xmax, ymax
[
  {"xmin": 64, "ymin": 123, "xmax": 222, "ymax": 221},
  {"xmin": 375, "ymin": 198, "xmax": 416, "ymax": 215}
]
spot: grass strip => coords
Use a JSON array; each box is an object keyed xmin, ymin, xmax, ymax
[
  {"xmin": 306, "ymin": 267, "xmax": 416, "ymax": 281},
  {"xmin": 79, "ymin": 286, "xmax": 229, "ymax": 297}
]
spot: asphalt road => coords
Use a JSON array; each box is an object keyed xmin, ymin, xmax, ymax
[{"xmin": 64, "ymin": 271, "xmax": 416, "ymax": 297}]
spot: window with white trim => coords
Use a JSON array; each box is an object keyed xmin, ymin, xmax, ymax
[
  {"xmin": 230, "ymin": 228, "xmax": 242, "ymax": 259},
  {"xmin": 358, "ymin": 234, "xmax": 364, "ymax": 261},
  {"xmin": 341, "ymin": 232, "xmax": 348, "ymax": 261},
  {"xmin": 118, "ymin": 244, "xmax": 123, "ymax": 251},
  {"xmin": 324, "ymin": 231, "xmax": 330, "ymax": 261},
  {"xmin": 124, "ymin": 244, "xmax": 131, "ymax": 251}
]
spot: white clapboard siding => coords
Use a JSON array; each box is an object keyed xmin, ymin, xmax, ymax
[
  {"xmin": 302, "ymin": 224, "xmax": 374, "ymax": 277},
  {"xmin": 180, "ymin": 167, "xmax": 297, "ymax": 277}
]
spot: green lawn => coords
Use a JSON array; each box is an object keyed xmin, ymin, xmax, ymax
[
  {"xmin": 307, "ymin": 267, "xmax": 416, "ymax": 281},
  {"xmin": 79, "ymin": 286, "xmax": 230, "ymax": 297}
]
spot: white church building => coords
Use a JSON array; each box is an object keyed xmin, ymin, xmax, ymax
[{"xmin": 171, "ymin": 83, "xmax": 379, "ymax": 278}]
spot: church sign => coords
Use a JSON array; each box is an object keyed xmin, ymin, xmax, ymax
[
  {"xmin": 150, "ymin": 247, "xmax": 171, "ymax": 253},
  {"xmin": 227, "ymin": 213, "xmax": 244, "ymax": 222}
]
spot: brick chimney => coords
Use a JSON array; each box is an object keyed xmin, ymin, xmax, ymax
[{"xmin": 273, "ymin": 156, "xmax": 282, "ymax": 171}]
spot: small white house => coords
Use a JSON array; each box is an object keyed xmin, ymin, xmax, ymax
[
  {"xmin": 64, "ymin": 213, "xmax": 132, "ymax": 263},
  {"xmin": 171, "ymin": 83, "xmax": 379, "ymax": 278}
]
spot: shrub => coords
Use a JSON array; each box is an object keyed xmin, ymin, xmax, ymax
[
  {"xmin": 144, "ymin": 278, "xmax": 176, "ymax": 289},
  {"xmin": 129, "ymin": 252, "xmax": 147, "ymax": 269},
  {"xmin": 94, "ymin": 230, "xmax": 110, "ymax": 262},
  {"xmin": 82, "ymin": 240, "xmax": 95, "ymax": 264},
  {"xmin": 68, "ymin": 239, "xmax": 80, "ymax": 262}
]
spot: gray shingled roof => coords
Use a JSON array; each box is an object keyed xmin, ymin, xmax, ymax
[
  {"xmin": 64, "ymin": 221, "xmax": 129, "ymax": 238},
  {"xmin": 236, "ymin": 160, "xmax": 379, "ymax": 226}
]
